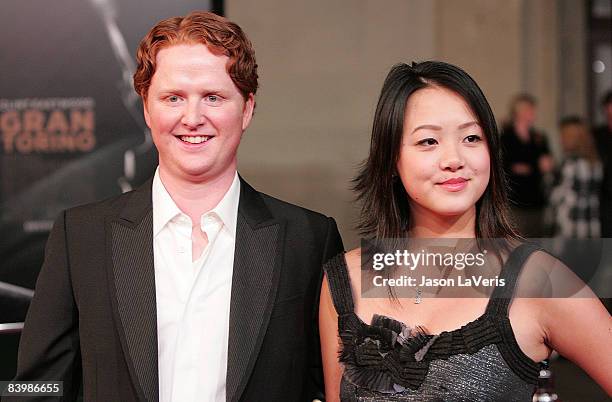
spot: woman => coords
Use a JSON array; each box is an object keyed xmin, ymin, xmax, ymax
[
  {"xmin": 500, "ymin": 94, "xmax": 554, "ymax": 237},
  {"xmin": 319, "ymin": 61, "xmax": 611, "ymax": 401}
]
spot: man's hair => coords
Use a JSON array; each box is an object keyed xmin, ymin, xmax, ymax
[
  {"xmin": 559, "ymin": 115, "xmax": 599, "ymax": 163},
  {"xmin": 559, "ymin": 115, "xmax": 584, "ymax": 128},
  {"xmin": 602, "ymin": 90, "xmax": 612, "ymax": 107},
  {"xmin": 133, "ymin": 11, "xmax": 258, "ymax": 101}
]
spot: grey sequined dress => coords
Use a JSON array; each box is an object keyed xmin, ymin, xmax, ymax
[{"xmin": 324, "ymin": 243, "xmax": 543, "ymax": 402}]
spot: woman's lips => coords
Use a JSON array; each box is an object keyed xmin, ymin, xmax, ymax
[{"xmin": 437, "ymin": 178, "xmax": 468, "ymax": 192}]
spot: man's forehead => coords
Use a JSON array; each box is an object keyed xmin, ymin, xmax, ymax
[
  {"xmin": 156, "ymin": 41, "xmax": 228, "ymax": 62},
  {"xmin": 153, "ymin": 44, "xmax": 230, "ymax": 77}
]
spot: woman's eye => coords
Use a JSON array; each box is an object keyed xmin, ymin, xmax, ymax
[
  {"xmin": 464, "ymin": 134, "xmax": 482, "ymax": 143},
  {"xmin": 417, "ymin": 138, "xmax": 438, "ymax": 146}
]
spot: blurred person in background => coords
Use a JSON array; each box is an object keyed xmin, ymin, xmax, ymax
[
  {"xmin": 593, "ymin": 90, "xmax": 612, "ymax": 238},
  {"xmin": 501, "ymin": 94, "xmax": 554, "ymax": 237},
  {"xmin": 548, "ymin": 116, "xmax": 602, "ymax": 238}
]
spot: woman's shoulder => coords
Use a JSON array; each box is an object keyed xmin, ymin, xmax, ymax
[
  {"xmin": 345, "ymin": 248, "xmax": 360, "ymax": 267},
  {"xmin": 323, "ymin": 248, "xmax": 360, "ymax": 271},
  {"xmin": 322, "ymin": 248, "xmax": 362, "ymax": 294},
  {"xmin": 514, "ymin": 245, "xmax": 595, "ymax": 299},
  {"xmin": 345, "ymin": 248, "xmax": 370, "ymax": 298},
  {"xmin": 322, "ymin": 248, "xmax": 360, "ymax": 280}
]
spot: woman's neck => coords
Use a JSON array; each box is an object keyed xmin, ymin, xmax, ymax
[{"xmin": 409, "ymin": 205, "xmax": 477, "ymax": 238}]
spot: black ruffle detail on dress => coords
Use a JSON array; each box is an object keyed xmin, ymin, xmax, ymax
[{"xmin": 339, "ymin": 313, "xmax": 432, "ymax": 392}]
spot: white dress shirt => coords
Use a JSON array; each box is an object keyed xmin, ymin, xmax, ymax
[{"xmin": 152, "ymin": 168, "xmax": 240, "ymax": 402}]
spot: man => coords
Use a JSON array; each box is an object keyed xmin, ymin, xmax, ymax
[
  {"xmin": 7, "ymin": 11, "xmax": 343, "ymax": 402},
  {"xmin": 548, "ymin": 116, "xmax": 602, "ymax": 238},
  {"xmin": 593, "ymin": 90, "xmax": 612, "ymax": 238},
  {"xmin": 500, "ymin": 94, "xmax": 554, "ymax": 237}
]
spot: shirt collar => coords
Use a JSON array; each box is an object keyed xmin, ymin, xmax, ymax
[
  {"xmin": 152, "ymin": 168, "xmax": 240, "ymax": 238},
  {"xmin": 208, "ymin": 171, "xmax": 240, "ymax": 237},
  {"xmin": 152, "ymin": 168, "xmax": 182, "ymax": 237}
]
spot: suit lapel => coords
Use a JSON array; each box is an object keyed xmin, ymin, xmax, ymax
[
  {"xmin": 226, "ymin": 178, "xmax": 285, "ymax": 402},
  {"xmin": 106, "ymin": 179, "xmax": 158, "ymax": 402}
]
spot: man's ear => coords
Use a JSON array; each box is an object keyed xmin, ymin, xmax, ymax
[
  {"xmin": 241, "ymin": 93, "xmax": 255, "ymax": 131},
  {"xmin": 143, "ymin": 96, "xmax": 151, "ymax": 128}
]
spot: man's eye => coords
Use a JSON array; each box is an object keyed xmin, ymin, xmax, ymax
[
  {"xmin": 167, "ymin": 96, "xmax": 180, "ymax": 102},
  {"xmin": 417, "ymin": 138, "xmax": 437, "ymax": 146},
  {"xmin": 464, "ymin": 134, "xmax": 482, "ymax": 143},
  {"xmin": 206, "ymin": 95, "xmax": 219, "ymax": 102}
]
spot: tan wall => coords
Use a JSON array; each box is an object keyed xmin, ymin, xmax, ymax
[
  {"xmin": 558, "ymin": 0, "xmax": 589, "ymax": 119},
  {"xmin": 226, "ymin": 0, "xmax": 587, "ymax": 248},
  {"xmin": 228, "ymin": 0, "xmax": 436, "ymax": 247},
  {"xmin": 521, "ymin": 0, "xmax": 560, "ymax": 157},
  {"xmin": 434, "ymin": 0, "xmax": 523, "ymax": 126}
]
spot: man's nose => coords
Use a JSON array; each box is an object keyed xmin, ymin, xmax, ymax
[{"xmin": 181, "ymin": 100, "xmax": 205, "ymax": 128}]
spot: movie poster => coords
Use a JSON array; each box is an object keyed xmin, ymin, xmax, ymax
[{"xmin": 0, "ymin": 0, "xmax": 218, "ymax": 289}]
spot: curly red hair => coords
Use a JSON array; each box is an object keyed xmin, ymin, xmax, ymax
[{"xmin": 133, "ymin": 11, "xmax": 258, "ymax": 101}]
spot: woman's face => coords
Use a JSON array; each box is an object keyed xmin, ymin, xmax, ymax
[
  {"xmin": 513, "ymin": 100, "xmax": 536, "ymax": 126},
  {"xmin": 397, "ymin": 86, "xmax": 490, "ymax": 223}
]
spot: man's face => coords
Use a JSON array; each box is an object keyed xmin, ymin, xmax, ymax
[
  {"xmin": 144, "ymin": 43, "xmax": 254, "ymax": 183},
  {"xmin": 560, "ymin": 123, "xmax": 582, "ymax": 154},
  {"xmin": 605, "ymin": 101, "xmax": 612, "ymax": 124}
]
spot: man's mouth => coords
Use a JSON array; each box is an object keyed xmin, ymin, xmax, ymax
[{"xmin": 178, "ymin": 135, "xmax": 212, "ymax": 144}]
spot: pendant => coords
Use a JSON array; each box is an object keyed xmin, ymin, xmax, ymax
[{"xmin": 415, "ymin": 288, "xmax": 422, "ymax": 304}]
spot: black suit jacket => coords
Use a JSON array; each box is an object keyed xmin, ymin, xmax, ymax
[{"xmin": 5, "ymin": 177, "xmax": 343, "ymax": 402}]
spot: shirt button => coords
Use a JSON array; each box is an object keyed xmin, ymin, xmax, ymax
[{"xmin": 177, "ymin": 247, "xmax": 185, "ymax": 254}]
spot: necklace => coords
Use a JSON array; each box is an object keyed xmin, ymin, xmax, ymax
[{"xmin": 414, "ymin": 288, "xmax": 423, "ymax": 304}]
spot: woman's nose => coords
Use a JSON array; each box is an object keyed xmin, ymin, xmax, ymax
[{"xmin": 439, "ymin": 144, "xmax": 464, "ymax": 171}]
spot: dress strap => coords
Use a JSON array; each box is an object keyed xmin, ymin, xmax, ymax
[
  {"xmin": 323, "ymin": 253, "xmax": 355, "ymax": 315},
  {"xmin": 485, "ymin": 242, "xmax": 542, "ymax": 317}
]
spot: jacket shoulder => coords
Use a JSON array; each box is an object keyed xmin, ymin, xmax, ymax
[
  {"xmin": 257, "ymin": 191, "xmax": 331, "ymax": 224},
  {"xmin": 62, "ymin": 186, "xmax": 143, "ymax": 224}
]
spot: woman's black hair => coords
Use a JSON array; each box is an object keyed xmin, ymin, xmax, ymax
[{"xmin": 353, "ymin": 61, "xmax": 518, "ymax": 241}]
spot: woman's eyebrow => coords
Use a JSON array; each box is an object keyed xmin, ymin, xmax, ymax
[
  {"xmin": 458, "ymin": 121, "xmax": 480, "ymax": 129},
  {"xmin": 411, "ymin": 121, "xmax": 480, "ymax": 134},
  {"xmin": 411, "ymin": 124, "xmax": 441, "ymax": 134}
]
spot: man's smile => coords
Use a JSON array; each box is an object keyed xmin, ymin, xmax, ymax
[{"xmin": 178, "ymin": 135, "xmax": 213, "ymax": 144}]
